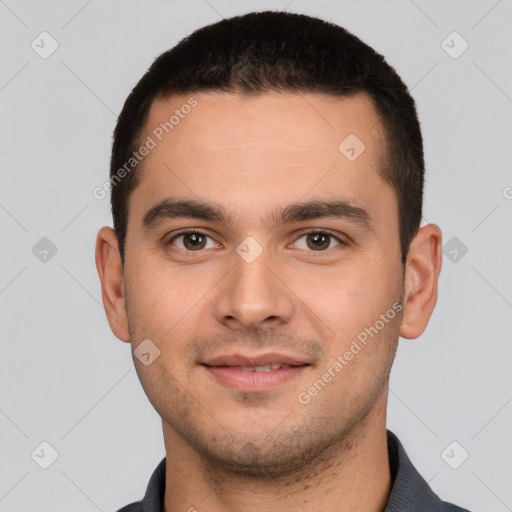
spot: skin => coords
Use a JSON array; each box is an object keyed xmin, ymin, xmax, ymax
[{"xmin": 95, "ymin": 90, "xmax": 442, "ymax": 512}]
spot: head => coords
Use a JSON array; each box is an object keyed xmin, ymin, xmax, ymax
[
  {"xmin": 109, "ymin": 11, "xmax": 424, "ymax": 268},
  {"xmin": 96, "ymin": 10, "xmax": 442, "ymax": 478}
]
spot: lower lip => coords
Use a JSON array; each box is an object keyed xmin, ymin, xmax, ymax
[{"xmin": 202, "ymin": 364, "xmax": 309, "ymax": 391}]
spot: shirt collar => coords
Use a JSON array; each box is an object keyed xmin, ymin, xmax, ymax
[{"xmin": 384, "ymin": 429, "xmax": 451, "ymax": 511}]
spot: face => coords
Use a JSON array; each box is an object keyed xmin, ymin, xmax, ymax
[{"xmin": 98, "ymin": 90, "xmax": 430, "ymax": 478}]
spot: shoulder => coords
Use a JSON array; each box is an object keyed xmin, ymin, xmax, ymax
[
  {"xmin": 386, "ymin": 430, "xmax": 472, "ymax": 512},
  {"xmin": 115, "ymin": 502, "xmax": 143, "ymax": 512},
  {"xmin": 114, "ymin": 456, "xmax": 166, "ymax": 512},
  {"xmin": 442, "ymin": 502, "xmax": 472, "ymax": 512}
]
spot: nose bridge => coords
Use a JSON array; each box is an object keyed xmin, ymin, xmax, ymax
[{"xmin": 214, "ymin": 238, "xmax": 293, "ymax": 329}]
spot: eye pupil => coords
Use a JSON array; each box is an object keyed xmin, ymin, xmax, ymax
[
  {"xmin": 307, "ymin": 233, "xmax": 330, "ymax": 250},
  {"xmin": 184, "ymin": 233, "xmax": 206, "ymax": 250}
]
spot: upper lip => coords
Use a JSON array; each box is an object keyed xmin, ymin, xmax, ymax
[{"xmin": 201, "ymin": 352, "xmax": 311, "ymax": 367}]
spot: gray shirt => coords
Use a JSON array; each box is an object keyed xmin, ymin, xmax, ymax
[{"xmin": 116, "ymin": 429, "xmax": 471, "ymax": 511}]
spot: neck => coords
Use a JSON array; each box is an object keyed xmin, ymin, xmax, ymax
[{"xmin": 161, "ymin": 396, "xmax": 392, "ymax": 512}]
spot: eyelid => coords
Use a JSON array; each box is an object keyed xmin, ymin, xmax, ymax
[{"xmin": 294, "ymin": 228, "xmax": 349, "ymax": 244}]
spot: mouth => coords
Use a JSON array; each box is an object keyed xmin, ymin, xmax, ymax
[
  {"xmin": 207, "ymin": 363, "xmax": 301, "ymax": 372},
  {"xmin": 200, "ymin": 352, "xmax": 312, "ymax": 391}
]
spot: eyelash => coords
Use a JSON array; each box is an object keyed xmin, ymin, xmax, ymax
[{"xmin": 165, "ymin": 228, "xmax": 348, "ymax": 254}]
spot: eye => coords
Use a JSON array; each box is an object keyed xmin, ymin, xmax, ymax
[
  {"xmin": 166, "ymin": 230, "xmax": 219, "ymax": 251},
  {"xmin": 165, "ymin": 229, "xmax": 347, "ymax": 253},
  {"xmin": 292, "ymin": 231, "xmax": 345, "ymax": 251}
]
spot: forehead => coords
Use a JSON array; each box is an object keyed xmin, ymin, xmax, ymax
[{"xmin": 129, "ymin": 90, "xmax": 396, "ymax": 231}]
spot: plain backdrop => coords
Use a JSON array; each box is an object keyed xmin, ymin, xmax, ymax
[{"xmin": 1, "ymin": 1, "xmax": 511, "ymax": 511}]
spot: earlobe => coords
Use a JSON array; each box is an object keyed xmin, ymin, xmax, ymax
[
  {"xmin": 399, "ymin": 224, "xmax": 443, "ymax": 340},
  {"xmin": 95, "ymin": 226, "xmax": 131, "ymax": 342}
]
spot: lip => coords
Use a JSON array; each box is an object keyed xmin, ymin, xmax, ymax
[
  {"xmin": 202, "ymin": 364, "xmax": 309, "ymax": 392},
  {"xmin": 201, "ymin": 352, "xmax": 311, "ymax": 367},
  {"xmin": 200, "ymin": 352, "xmax": 311, "ymax": 392}
]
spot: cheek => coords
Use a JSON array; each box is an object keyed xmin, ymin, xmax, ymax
[
  {"xmin": 296, "ymin": 257, "xmax": 401, "ymax": 346},
  {"xmin": 124, "ymin": 263, "xmax": 176, "ymax": 340},
  {"xmin": 128, "ymin": 262, "xmax": 180, "ymax": 314},
  {"xmin": 126, "ymin": 261, "xmax": 220, "ymax": 349}
]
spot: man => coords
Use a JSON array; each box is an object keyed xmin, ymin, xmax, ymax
[{"xmin": 95, "ymin": 10, "xmax": 471, "ymax": 512}]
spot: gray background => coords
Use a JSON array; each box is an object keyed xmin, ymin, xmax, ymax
[{"xmin": 1, "ymin": 0, "xmax": 511, "ymax": 510}]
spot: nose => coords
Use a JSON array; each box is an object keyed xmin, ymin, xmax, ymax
[{"xmin": 212, "ymin": 242, "xmax": 294, "ymax": 331}]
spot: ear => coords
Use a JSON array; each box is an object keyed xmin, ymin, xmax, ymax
[
  {"xmin": 399, "ymin": 223, "xmax": 443, "ymax": 339},
  {"xmin": 95, "ymin": 226, "xmax": 131, "ymax": 342}
]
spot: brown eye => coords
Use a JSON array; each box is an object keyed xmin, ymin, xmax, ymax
[
  {"xmin": 307, "ymin": 233, "xmax": 330, "ymax": 250},
  {"xmin": 294, "ymin": 231, "xmax": 343, "ymax": 251},
  {"xmin": 182, "ymin": 232, "xmax": 206, "ymax": 250},
  {"xmin": 167, "ymin": 231, "xmax": 215, "ymax": 251}
]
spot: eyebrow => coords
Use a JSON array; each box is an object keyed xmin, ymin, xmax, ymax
[{"xmin": 142, "ymin": 198, "xmax": 374, "ymax": 233}]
